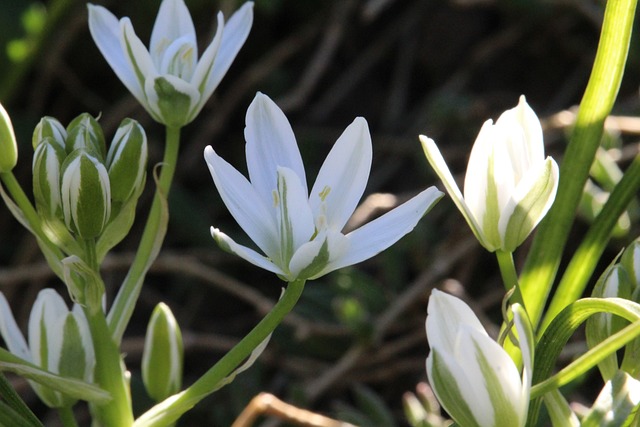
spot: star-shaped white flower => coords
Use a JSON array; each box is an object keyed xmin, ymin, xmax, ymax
[
  {"xmin": 205, "ymin": 92, "xmax": 443, "ymax": 282},
  {"xmin": 88, "ymin": 0, "xmax": 253, "ymax": 127}
]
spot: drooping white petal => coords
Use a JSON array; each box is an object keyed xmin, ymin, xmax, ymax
[
  {"xmin": 245, "ymin": 93, "xmax": 307, "ymax": 205},
  {"xmin": 87, "ymin": 5, "xmax": 145, "ymax": 103},
  {"xmin": 211, "ymin": 228, "xmax": 284, "ymax": 276},
  {"xmin": 190, "ymin": 13, "xmax": 224, "ymax": 95},
  {"xmin": 274, "ymin": 167, "xmax": 315, "ymax": 268},
  {"xmin": 204, "ymin": 146, "xmax": 279, "ymax": 257},
  {"xmin": 326, "ymin": 187, "xmax": 442, "ymax": 272},
  {"xmin": 0, "ymin": 293, "xmax": 30, "ymax": 361},
  {"xmin": 309, "ymin": 117, "xmax": 372, "ymax": 231},
  {"xmin": 202, "ymin": 2, "xmax": 254, "ymax": 101},
  {"xmin": 120, "ymin": 18, "xmax": 157, "ymax": 105},
  {"xmin": 420, "ymin": 136, "xmax": 488, "ymax": 248},
  {"xmin": 149, "ymin": 0, "xmax": 197, "ymax": 68}
]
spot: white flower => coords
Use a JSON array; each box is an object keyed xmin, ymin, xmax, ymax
[
  {"xmin": 88, "ymin": 0, "xmax": 253, "ymax": 127},
  {"xmin": 204, "ymin": 92, "xmax": 443, "ymax": 282},
  {"xmin": 426, "ymin": 289, "xmax": 534, "ymax": 427},
  {"xmin": 421, "ymin": 96, "xmax": 559, "ymax": 252},
  {"xmin": 0, "ymin": 289, "xmax": 94, "ymax": 408}
]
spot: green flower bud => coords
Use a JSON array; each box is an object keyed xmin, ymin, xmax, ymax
[
  {"xmin": 61, "ymin": 150, "xmax": 111, "ymax": 240},
  {"xmin": 32, "ymin": 116, "xmax": 67, "ymax": 150},
  {"xmin": 66, "ymin": 113, "xmax": 106, "ymax": 159},
  {"xmin": 106, "ymin": 119, "xmax": 148, "ymax": 202},
  {"xmin": 0, "ymin": 102, "xmax": 18, "ymax": 173},
  {"xmin": 32, "ymin": 138, "xmax": 66, "ymax": 219},
  {"xmin": 142, "ymin": 303, "xmax": 183, "ymax": 401}
]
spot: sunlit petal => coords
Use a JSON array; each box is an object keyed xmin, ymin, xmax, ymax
[
  {"xmin": 204, "ymin": 146, "xmax": 279, "ymax": 257},
  {"xmin": 0, "ymin": 293, "xmax": 30, "ymax": 361},
  {"xmin": 211, "ymin": 228, "xmax": 284, "ymax": 276},
  {"xmin": 309, "ymin": 117, "xmax": 372, "ymax": 231},
  {"xmin": 245, "ymin": 93, "xmax": 306, "ymax": 203},
  {"xmin": 326, "ymin": 187, "xmax": 442, "ymax": 271}
]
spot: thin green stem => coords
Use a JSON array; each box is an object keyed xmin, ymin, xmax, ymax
[
  {"xmin": 530, "ymin": 319, "xmax": 640, "ymax": 399},
  {"xmin": 519, "ymin": 0, "xmax": 637, "ymax": 331},
  {"xmin": 108, "ymin": 126, "xmax": 181, "ymax": 342},
  {"xmin": 57, "ymin": 407, "xmax": 79, "ymax": 427},
  {"xmin": 496, "ymin": 250, "xmax": 526, "ymax": 310},
  {"xmin": 134, "ymin": 280, "xmax": 306, "ymax": 427},
  {"xmin": 0, "ymin": 172, "xmax": 63, "ymax": 260},
  {"xmin": 539, "ymin": 152, "xmax": 640, "ymax": 333},
  {"xmin": 84, "ymin": 307, "xmax": 134, "ymax": 427}
]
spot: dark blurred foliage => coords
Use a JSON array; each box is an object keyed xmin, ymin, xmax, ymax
[{"xmin": 0, "ymin": 0, "xmax": 639, "ymax": 425}]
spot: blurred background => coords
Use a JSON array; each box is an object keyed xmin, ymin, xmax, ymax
[{"xmin": 0, "ymin": 0, "xmax": 640, "ymax": 425}]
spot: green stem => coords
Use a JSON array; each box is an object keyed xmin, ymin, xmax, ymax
[
  {"xmin": 57, "ymin": 407, "xmax": 79, "ymax": 427},
  {"xmin": 84, "ymin": 307, "xmax": 133, "ymax": 426},
  {"xmin": 519, "ymin": 0, "xmax": 637, "ymax": 331},
  {"xmin": 108, "ymin": 126, "xmax": 181, "ymax": 342},
  {"xmin": 539, "ymin": 152, "xmax": 640, "ymax": 333},
  {"xmin": 496, "ymin": 250, "xmax": 526, "ymax": 310},
  {"xmin": 0, "ymin": 172, "xmax": 63, "ymax": 260},
  {"xmin": 134, "ymin": 280, "xmax": 306, "ymax": 427},
  {"xmin": 530, "ymin": 319, "xmax": 640, "ymax": 399}
]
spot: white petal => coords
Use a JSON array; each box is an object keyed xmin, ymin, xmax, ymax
[
  {"xmin": 464, "ymin": 120, "xmax": 495, "ymax": 230},
  {"xmin": 28, "ymin": 289, "xmax": 68, "ymax": 369},
  {"xmin": 144, "ymin": 74, "xmax": 201, "ymax": 125},
  {"xmin": 498, "ymin": 157, "xmax": 559, "ymax": 251},
  {"xmin": 203, "ymin": 2, "xmax": 253, "ymax": 100},
  {"xmin": 497, "ymin": 96, "xmax": 544, "ymax": 163},
  {"xmin": 204, "ymin": 146, "xmax": 279, "ymax": 258},
  {"xmin": 309, "ymin": 117, "xmax": 372, "ymax": 231},
  {"xmin": 274, "ymin": 167, "xmax": 315, "ymax": 267},
  {"xmin": 325, "ymin": 187, "xmax": 442, "ymax": 272},
  {"xmin": 149, "ymin": 0, "xmax": 197, "ymax": 67},
  {"xmin": 88, "ymin": 5, "xmax": 146, "ymax": 103},
  {"xmin": 245, "ymin": 93, "xmax": 307, "ymax": 205},
  {"xmin": 189, "ymin": 13, "xmax": 224, "ymax": 104},
  {"xmin": 0, "ymin": 293, "xmax": 30, "ymax": 361},
  {"xmin": 290, "ymin": 230, "xmax": 350, "ymax": 280},
  {"xmin": 120, "ymin": 18, "xmax": 157, "ymax": 105},
  {"xmin": 211, "ymin": 227, "xmax": 284, "ymax": 276},
  {"xmin": 420, "ymin": 136, "xmax": 489, "ymax": 249},
  {"xmin": 426, "ymin": 289, "xmax": 487, "ymax": 355}
]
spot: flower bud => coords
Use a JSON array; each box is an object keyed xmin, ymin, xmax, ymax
[
  {"xmin": 65, "ymin": 113, "xmax": 106, "ymax": 159},
  {"xmin": 61, "ymin": 150, "xmax": 111, "ymax": 240},
  {"xmin": 106, "ymin": 118, "xmax": 148, "ymax": 202},
  {"xmin": 29, "ymin": 289, "xmax": 94, "ymax": 407},
  {"xmin": 32, "ymin": 138, "xmax": 66, "ymax": 219},
  {"xmin": 0, "ymin": 102, "xmax": 18, "ymax": 173},
  {"xmin": 142, "ymin": 303, "xmax": 183, "ymax": 401},
  {"xmin": 426, "ymin": 290, "xmax": 533, "ymax": 427},
  {"xmin": 32, "ymin": 116, "xmax": 67, "ymax": 150}
]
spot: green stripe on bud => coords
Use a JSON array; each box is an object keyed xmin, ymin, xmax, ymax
[
  {"xmin": 61, "ymin": 150, "xmax": 111, "ymax": 240},
  {"xmin": 0, "ymin": 102, "xmax": 18, "ymax": 173},
  {"xmin": 142, "ymin": 303, "xmax": 183, "ymax": 402},
  {"xmin": 32, "ymin": 138, "xmax": 66, "ymax": 219},
  {"xmin": 106, "ymin": 118, "xmax": 148, "ymax": 202},
  {"xmin": 32, "ymin": 116, "xmax": 67, "ymax": 150},
  {"xmin": 65, "ymin": 113, "xmax": 106, "ymax": 159}
]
